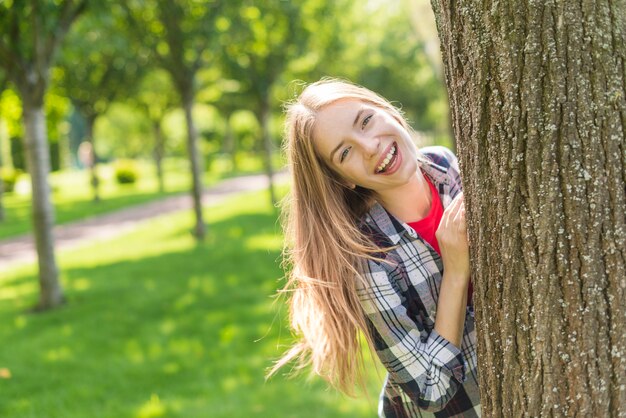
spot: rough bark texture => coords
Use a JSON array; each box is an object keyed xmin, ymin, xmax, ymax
[
  {"xmin": 430, "ymin": 1, "xmax": 626, "ymax": 416},
  {"xmin": 23, "ymin": 104, "xmax": 64, "ymax": 309}
]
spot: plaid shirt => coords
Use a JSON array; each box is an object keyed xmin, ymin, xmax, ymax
[{"xmin": 356, "ymin": 146, "xmax": 481, "ymax": 417}]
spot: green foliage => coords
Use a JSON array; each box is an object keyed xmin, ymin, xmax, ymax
[
  {"xmin": 161, "ymin": 104, "xmax": 222, "ymax": 157},
  {"xmin": 57, "ymin": 3, "xmax": 149, "ymax": 121},
  {"xmin": 0, "ymin": 190, "xmax": 382, "ymax": 417},
  {"xmin": 0, "ymin": 167, "xmax": 21, "ymax": 193},
  {"xmin": 114, "ymin": 159, "xmax": 140, "ymax": 185},
  {"xmin": 230, "ymin": 110, "xmax": 260, "ymax": 152},
  {"xmin": 0, "ymin": 77, "xmax": 72, "ymax": 172},
  {"xmin": 0, "ymin": 0, "xmax": 450, "ymax": 181},
  {"xmin": 95, "ymin": 103, "xmax": 152, "ymax": 159},
  {"xmin": 219, "ymin": 0, "xmax": 335, "ymax": 110},
  {"xmin": 0, "ymin": 88, "xmax": 23, "ymax": 139},
  {"xmin": 0, "ymin": 0, "xmax": 88, "ymax": 109},
  {"xmin": 122, "ymin": 0, "xmax": 225, "ymax": 91},
  {"xmin": 279, "ymin": 0, "xmax": 448, "ymax": 136}
]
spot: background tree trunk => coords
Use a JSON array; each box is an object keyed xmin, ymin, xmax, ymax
[
  {"xmin": 23, "ymin": 102, "xmax": 64, "ymax": 310},
  {"xmin": 152, "ymin": 119, "xmax": 165, "ymax": 193},
  {"xmin": 430, "ymin": 1, "xmax": 626, "ymax": 416},
  {"xmin": 85, "ymin": 115, "xmax": 99, "ymax": 202},
  {"xmin": 0, "ymin": 0, "xmax": 85, "ymax": 311},
  {"xmin": 182, "ymin": 88, "xmax": 206, "ymax": 240}
]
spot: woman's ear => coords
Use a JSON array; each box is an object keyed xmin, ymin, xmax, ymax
[{"xmin": 347, "ymin": 182, "xmax": 356, "ymax": 190}]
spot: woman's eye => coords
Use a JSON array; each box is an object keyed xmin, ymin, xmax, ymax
[
  {"xmin": 361, "ymin": 114, "xmax": 372, "ymax": 129},
  {"xmin": 340, "ymin": 147, "xmax": 350, "ymax": 162}
]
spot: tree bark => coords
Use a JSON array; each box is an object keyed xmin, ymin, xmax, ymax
[
  {"xmin": 259, "ymin": 99, "xmax": 276, "ymax": 206},
  {"xmin": 23, "ymin": 104, "xmax": 64, "ymax": 310},
  {"xmin": 85, "ymin": 114, "xmax": 99, "ymax": 202},
  {"xmin": 431, "ymin": 1, "xmax": 626, "ymax": 416},
  {"xmin": 152, "ymin": 119, "xmax": 165, "ymax": 193},
  {"xmin": 182, "ymin": 87, "xmax": 206, "ymax": 240}
]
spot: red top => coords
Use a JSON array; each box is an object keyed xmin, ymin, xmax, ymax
[
  {"xmin": 407, "ymin": 175, "xmax": 473, "ymax": 305},
  {"xmin": 407, "ymin": 176, "xmax": 443, "ymax": 254}
]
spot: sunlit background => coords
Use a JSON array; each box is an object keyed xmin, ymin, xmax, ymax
[{"xmin": 0, "ymin": 0, "xmax": 449, "ymax": 416}]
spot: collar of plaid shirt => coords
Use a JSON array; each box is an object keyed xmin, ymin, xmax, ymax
[{"xmin": 362, "ymin": 147, "xmax": 461, "ymax": 246}]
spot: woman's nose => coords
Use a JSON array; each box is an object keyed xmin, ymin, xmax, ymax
[{"xmin": 358, "ymin": 136, "xmax": 380, "ymax": 159}]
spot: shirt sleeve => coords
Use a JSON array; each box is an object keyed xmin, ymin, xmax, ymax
[{"xmin": 358, "ymin": 258, "xmax": 467, "ymax": 413}]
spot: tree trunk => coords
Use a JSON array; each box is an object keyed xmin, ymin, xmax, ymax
[
  {"xmin": 259, "ymin": 99, "xmax": 276, "ymax": 206},
  {"xmin": 153, "ymin": 119, "xmax": 165, "ymax": 193},
  {"xmin": 85, "ymin": 115, "xmax": 100, "ymax": 202},
  {"xmin": 23, "ymin": 104, "xmax": 64, "ymax": 310},
  {"xmin": 430, "ymin": 1, "xmax": 626, "ymax": 416},
  {"xmin": 182, "ymin": 88, "xmax": 206, "ymax": 240}
]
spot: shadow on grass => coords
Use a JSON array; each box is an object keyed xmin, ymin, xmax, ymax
[{"xmin": 0, "ymin": 208, "xmax": 376, "ymax": 418}]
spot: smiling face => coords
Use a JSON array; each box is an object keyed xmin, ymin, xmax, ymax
[{"xmin": 312, "ymin": 99, "xmax": 419, "ymax": 195}]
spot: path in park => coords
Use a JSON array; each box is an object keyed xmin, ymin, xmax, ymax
[{"xmin": 0, "ymin": 172, "xmax": 288, "ymax": 271}]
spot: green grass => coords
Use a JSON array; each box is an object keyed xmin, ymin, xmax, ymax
[
  {"xmin": 0, "ymin": 189, "xmax": 383, "ymax": 418},
  {"xmin": 0, "ymin": 153, "xmax": 285, "ymax": 240}
]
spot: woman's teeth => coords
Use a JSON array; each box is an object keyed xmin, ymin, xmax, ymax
[{"xmin": 377, "ymin": 145, "xmax": 396, "ymax": 173}]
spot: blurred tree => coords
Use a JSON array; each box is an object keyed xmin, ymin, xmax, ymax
[
  {"xmin": 95, "ymin": 103, "xmax": 152, "ymax": 158},
  {"xmin": 404, "ymin": 0, "xmax": 442, "ymax": 78},
  {"xmin": 134, "ymin": 69, "xmax": 178, "ymax": 193},
  {"xmin": 431, "ymin": 1, "xmax": 625, "ymax": 416},
  {"xmin": 403, "ymin": 0, "xmax": 454, "ymax": 147},
  {"xmin": 323, "ymin": 0, "xmax": 446, "ymax": 139},
  {"xmin": 0, "ymin": 88, "xmax": 25, "ymax": 171},
  {"xmin": 43, "ymin": 89, "xmax": 70, "ymax": 171},
  {"xmin": 0, "ymin": 86, "xmax": 69, "ymax": 172},
  {"xmin": 57, "ymin": 5, "xmax": 147, "ymax": 201},
  {"xmin": 123, "ymin": 0, "xmax": 225, "ymax": 240},
  {"xmin": 0, "ymin": 0, "xmax": 88, "ymax": 310},
  {"xmin": 196, "ymin": 76, "xmax": 247, "ymax": 172},
  {"xmin": 219, "ymin": 0, "xmax": 335, "ymax": 205}
]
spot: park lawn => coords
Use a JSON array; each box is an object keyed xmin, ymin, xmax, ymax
[
  {"xmin": 0, "ymin": 189, "xmax": 383, "ymax": 418},
  {"xmin": 0, "ymin": 153, "xmax": 286, "ymax": 240}
]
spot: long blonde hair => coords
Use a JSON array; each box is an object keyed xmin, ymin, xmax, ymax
[{"xmin": 270, "ymin": 79, "xmax": 411, "ymax": 394}]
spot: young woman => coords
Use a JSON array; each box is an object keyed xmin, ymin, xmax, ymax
[{"xmin": 271, "ymin": 79, "xmax": 480, "ymax": 417}]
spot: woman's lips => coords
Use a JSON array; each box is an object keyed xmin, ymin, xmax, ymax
[{"xmin": 377, "ymin": 143, "xmax": 401, "ymax": 175}]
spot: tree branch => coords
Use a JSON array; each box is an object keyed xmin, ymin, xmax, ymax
[
  {"xmin": 44, "ymin": 0, "xmax": 89, "ymax": 69},
  {"xmin": 0, "ymin": 5, "xmax": 27, "ymax": 86}
]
